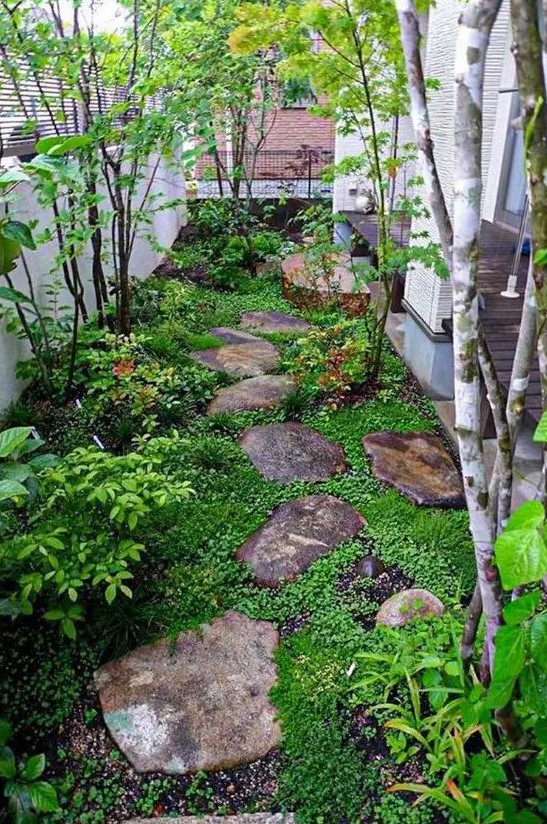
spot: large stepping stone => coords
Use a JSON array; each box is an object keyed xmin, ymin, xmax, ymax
[
  {"xmin": 208, "ymin": 375, "xmax": 296, "ymax": 415},
  {"xmin": 209, "ymin": 327, "xmax": 264, "ymax": 345},
  {"xmin": 241, "ymin": 310, "xmax": 311, "ymax": 335},
  {"xmin": 95, "ymin": 611, "xmax": 280, "ymax": 774},
  {"xmin": 362, "ymin": 431, "xmax": 465, "ymax": 508},
  {"xmin": 281, "ymin": 251, "xmax": 371, "ymax": 317},
  {"xmin": 190, "ymin": 341, "xmax": 280, "ymax": 378},
  {"xmin": 128, "ymin": 815, "xmax": 295, "ymax": 824},
  {"xmin": 238, "ymin": 494, "xmax": 365, "ymax": 586},
  {"xmin": 240, "ymin": 422, "xmax": 346, "ymax": 483},
  {"xmin": 376, "ymin": 588, "xmax": 445, "ymax": 627}
]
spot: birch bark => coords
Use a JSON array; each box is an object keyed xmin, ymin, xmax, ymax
[
  {"xmin": 510, "ymin": 0, "xmax": 547, "ymax": 504},
  {"xmin": 452, "ymin": 0, "xmax": 504, "ymax": 671}
]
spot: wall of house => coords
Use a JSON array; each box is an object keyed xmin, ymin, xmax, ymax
[
  {"xmin": 0, "ymin": 154, "xmax": 186, "ymax": 412},
  {"xmin": 332, "ymin": 115, "xmax": 416, "ymax": 215},
  {"xmin": 404, "ymin": 0, "xmax": 511, "ymax": 334}
]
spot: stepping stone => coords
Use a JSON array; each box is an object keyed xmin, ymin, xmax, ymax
[
  {"xmin": 190, "ymin": 341, "xmax": 280, "ymax": 378},
  {"xmin": 241, "ymin": 310, "xmax": 311, "ymax": 335},
  {"xmin": 95, "ymin": 611, "xmax": 280, "ymax": 774},
  {"xmin": 210, "ymin": 327, "xmax": 264, "ymax": 345},
  {"xmin": 376, "ymin": 588, "xmax": 445, "ymax": 628},
  {"xmin": 362, "ymin": 431, "xmax": 465, "ymax": 508},
  {"xmin": 238, "ymin": 494, "xmax": 365, "ymax": 587},
  {"xmin": 240, "ymin": 422, "xmax": 346, "ymax": 483},
  {"xmin": 356, "ymin": 555, "xmax": 387, "ymax": 579},
  {"xmin": 128, "ymin": 815, "xmax": 295, "ymax": 824},
  {"xmin": 208, "ymin": 375, "xmax": 296, "ymax": 415}
]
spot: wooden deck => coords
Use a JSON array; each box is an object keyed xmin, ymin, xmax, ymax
[{"xmin": 344, "ymin": 212, "xmax": 541, "ymax": 423}]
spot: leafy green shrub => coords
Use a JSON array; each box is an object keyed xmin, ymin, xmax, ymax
[
  {"xmin": 0, "ymin": 438, "xmax": 193, "ymax": 636},
  {"xmin": 287, "ymin": 320, "xmax": 373, "ymax": 406},
  {"xmin": 0, "ymin": 719, "xmax": 59, "ymax": 822},
  {"xmin": 0, "ymin": 427, "xmax": 57, "ymax": 508}
]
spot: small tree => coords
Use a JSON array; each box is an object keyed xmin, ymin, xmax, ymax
[{"xmin": 230, "ymin": 0, "xmax": 446, "ymax": 378}]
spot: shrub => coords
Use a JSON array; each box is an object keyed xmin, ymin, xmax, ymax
[
  {"xmin": 0, "ymin": 437, "xmax": 193, "ymax": 637},
  {"xmin": 287, "ymin": 320, "xmax": 373, "ymax": 405}
]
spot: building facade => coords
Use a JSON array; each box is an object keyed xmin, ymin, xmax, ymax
[{"xmin": 334, "ymin": 1, "xmax": 524, "ymax": 399}]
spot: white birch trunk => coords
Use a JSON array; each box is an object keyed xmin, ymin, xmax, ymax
[{"xmin": 452, "ymin": 0, "xmax": 504, "ymax": 671}]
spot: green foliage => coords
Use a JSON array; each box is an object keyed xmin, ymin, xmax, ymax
[
  {"xmin": 0, "ymin": 719, "xmax": 59, "ymax": 822},
  {"xmin": 0, "ymin": 427, "xmax": 57, "ymax": 508},
  {"xmin": 0, "ymin": 437, "xmax": 193, "ymax": 635},
  {"xmin": 287, "ymin": 319, "xmax": 374, "ymax": 405}
]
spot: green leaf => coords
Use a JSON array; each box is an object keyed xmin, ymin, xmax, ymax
[
  {"xmin": 28, "ymin": 454, "xmax": 57, "ymax": 470},
  {"xmin": 534, "ymin": 410, "xmax": 547, "ymax": 442},
  {"xmin": 0, "ymin": 479, "xmax": 29, "ymax": 502},
  {"xmin": 21, "ymin": 754, "xmax": 45, "ymax": 781},
  {"xmin": 0, "ymin": 463, "xmax": 31, "ymax": 483},
  {"xmin": 1, "ymin": 220, "xmax": 36, "ymax": 250},
  {"xmin": 495, "ymin": 524, "xmax": 547, "ymax": 590},
  {"xmin": 0, "ymin": 169, "xmax": 30, "ymax": 186},
  {"xmin": 534, "ymin": 248, "xmax": 547, "ymax": 267},
  {"xmin": 35, "ymin": 135, "xmax": 70, "ymax": 153},
  {"xmin": 0, "ymin": 427, "xmax": 33, "ymax": 458},
  {"xmin": 0, "ymin": 750, "xmax": 16, "ymax": 779},
  {"xmin": 503, "ymin": 591, "xmax": 541, "ymax": 625},
  {"xmin": 0, "ymin": 235, "xmax": 21, "ymax": 276},
  {"xmin": 534, "ymin": 718, "xmax": 547, "ymax": 747},
  {"xmin": 61, "ymin": 618, "xmax": 76, "ymax": 640},
  {"xmin": 493, "ymin": 626, "xmax": 527, "ymax": 679},
  {"xmin": 0, "ymin": 598, "xmax": 22, "ymax": 617},
  {"xmin": 485, "ymin": 675, "xmax": 516, "ymax": 710},
  {"xmin": 504, "ymin": 501, "xmax": 545, "ymax": 532},
  {"xmin": 0, "ymin": 286, "xmax": 32, "ymax": 305},
  {"xmin": 105, "ymin": 583, "xmax": 117, "ymax": 605},
  {"xmin": 531, "ymin": 613, "xmax": 547, "ymax": 670},
  {"xmin": 520, "ymin": 664, "xmax": 547, "ymax": 714},
  {"xmin": 28, "ymin": 781, "xmax": 59, "ymax": 812}
]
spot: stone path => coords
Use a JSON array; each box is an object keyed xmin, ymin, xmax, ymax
[
  {"xmin": 95, "ymin": 308, "xmax": 466, "ymax": 785},
  {"xmin": 238, "ymin": 495, "xmax": 365, "ymax": 586},
  {"xmin": 208, "ymin": 375, "xmax": 296, "ymax": 415},
  {"xmin": 191, "ymin": 341, "xmax": 279, "ymax": 378},
  {"xmin": 95, "ymin": 611, "xmax": 280, "ymax": 774},
  {"xmin": 128, "ymin": 815, "xmax": 295, "ymax": 824},
  {"xmin": 362, "ymin": 431, "xmax": 465, "ymax": 508},
  {"xmin": 240, "ymin": 422, "xmax": 346, "ymax": 483},
  {"xmin": 241, "ymin": 310, "xmax": 311, "ymax": 334}
]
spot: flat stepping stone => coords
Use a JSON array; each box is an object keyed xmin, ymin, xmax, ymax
[
  {"xmin": 240, "ymin": 422, "xmax": 346, "ymax": 483},
  {"xmin": 190, "ymin": 341, "xmax": 280, "ymax": 378},
  {"xmin": 241, "ymin": 310, "xmax": 311, "ymax": 335},
  {"xmin": 208, "ymin": 375, "xmax": 296, "ymax": 415},
  {"xmin": 362, "ymin": 431, "xmax": 465, "ymax": 508},
  {"xmin": 209, "ymin": 327, "xmax": 264, "ymax": 345},
  {"xmin": 238, "ymin": 494, "xmax": 365, "ymax": 586},
  {"xmin": 128, "ymin": 815, "xmax": 295, "ymax": 824},
  {"xmin": 95, "ymin": 611, "xmax": 280, "ymax": 774},
  {"xmin": 376, "ymin": 588, "xmax": 445, "ymax": 627}
]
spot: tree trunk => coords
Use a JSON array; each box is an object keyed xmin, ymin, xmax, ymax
[
  {"xmin": 452, "ymin": 0, "xmax": 504, "ymax": 673},
  {"xmin": 511, "ymin": 0, "xmax": 547, "ymax": 503}
]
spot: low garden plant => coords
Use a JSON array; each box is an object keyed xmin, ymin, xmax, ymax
[{"xmin": 0, "ymin": 201, "xmax": 544, "ymax": 824}]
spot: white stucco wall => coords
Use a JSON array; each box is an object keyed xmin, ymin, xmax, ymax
[{"xmin": 0, "ymin": 154, "xmax": 186, "ymax": 411}]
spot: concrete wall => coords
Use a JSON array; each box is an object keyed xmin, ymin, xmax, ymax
[{"xmin": 0, "ymin": 153, "xmax": 186, "ymax": 411}]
